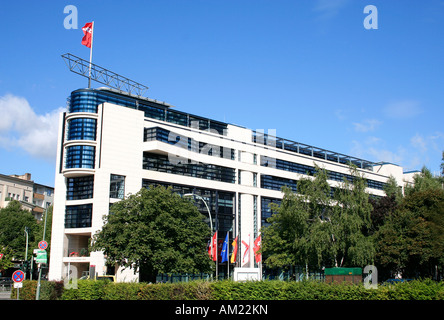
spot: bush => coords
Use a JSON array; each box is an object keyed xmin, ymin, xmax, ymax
[
  {"xmin": 12, "ymin": 278, "xmax": 444, "ymax": 300},
  {"xmin": 61, "ymin": 280, "xmax": 108, "ymax": 300}
]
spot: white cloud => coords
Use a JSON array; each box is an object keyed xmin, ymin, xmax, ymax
[
  {"xmin": 352, "ymin": 119, "xmax": 382, "ymax": 133},
  {"xmin": 411, "ymin": 133, "xmax": 427, "ymax": 153},
  {"xmin": 383, "ymin": 100, "xmax": 423, "ymax": 119},
  {"xmin": 313, "ymin": 0, "xmax": 350, "ymax": 19},
  {"xmin": 0, "ymin": 94, "xmax": 65, "ymax": 161}
]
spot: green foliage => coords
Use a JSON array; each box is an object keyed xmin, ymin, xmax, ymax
[
  {"xmin": 61, "ymin": 280, "xmax": 108, "ymax": 300},
  {"xmin": 91, "ymin": 185, "xmax": 212, "ymax": 282},
  {"xmin": 376, "ymin": 188, "xmax": 444, "ymax": 278},
  {"xmin": 262, "ymin": 165, "xmax": 375, "ymax": 271},
  {"xmin": 13, "ymin": 279, "xmax": 444, "ymax": 300},
  {"xmin": 137, "ymin": 281, "xmax": 212, "ymax": 300},
  {"xmin": 0, "ymin": 201, "xmax": 40, "ymax": 260},
  {"xmin": 10, "ymin": 280, "xmax": 64, "ymax": 300}
]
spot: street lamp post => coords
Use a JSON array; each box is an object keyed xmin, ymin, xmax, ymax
[{"xmin": 183, "ymin": 193, "xmax": 217, "ymax": 279}]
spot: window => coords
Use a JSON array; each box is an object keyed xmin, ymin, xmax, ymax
[
  {"xmin": 261, "ymin": 174, "xmax": 297, "ymax": 192},
  {"xmin": 65, "ymin": 145, "xmax": 95, "ymax": 169},
  {"xmin": 261, "ymin": 197, "xmax": 281, "ymax": 227},
  {"xmin": 110, "ymin": 174, "xmax": 125, "ymax": 199},
  {"xmin": 67, "ymin": 176, "xmax": 94, "ymax": 200},
  {"xmin": 67, "ymin": 118, "xmax": 97, "ymax": 141},
  {"xmin": 65, "ymin": 204, "xmax": 92, "ymax": 228},
  {"xmin": 142, "ymin": 179, "xmax": 235, "ymax": 233},
  {"xmin": 143, "ymin": 152, "xmax": 236, "ymax": 184}
]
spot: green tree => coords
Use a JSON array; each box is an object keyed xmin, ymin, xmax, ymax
[
  {"xmin": 376, "ymin": 182, "xmax": 444, "ymax": 279},
  {"xmin": 0, "ymin": 201, "xmax": 39, "ymax": 260},
  {"xmin": 91, "ymin": 185, "xmax": 212, "ymax": 283},
  {"xmin": 368, "ymin": 176, "xmax": 401, "ymax": 233},
  {"xmin": 262, "ymin": 165, "xmax": 374, "ymax": 272},
  {"xmin": 405, "ymin": 166, "xmax": 442, "ymax": 195},
  {"xmin": 261, "ymin": 166, "xmax": 334, "ymax": 271},
  {"xmin": 330, "ymin": 166, "xmax": 374, "ymax": 267}
]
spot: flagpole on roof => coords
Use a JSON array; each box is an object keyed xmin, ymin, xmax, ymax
[{"xmin": 88, "ymin": 21, "xmax": 94, "ymax": 88}]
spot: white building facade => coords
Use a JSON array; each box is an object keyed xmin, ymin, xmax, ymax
[{"xmin": 48, "ymin": 88, "xmax": 411, "ymax": 282}]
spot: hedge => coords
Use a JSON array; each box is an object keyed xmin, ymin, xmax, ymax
[{"xmin": 11, "ymin": 279, "xmax": 444, "ymax": 300}]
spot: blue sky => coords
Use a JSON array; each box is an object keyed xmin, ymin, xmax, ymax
[{"xmin": 1, "ymin": 0, "xmax": 443, "ymax": 187}]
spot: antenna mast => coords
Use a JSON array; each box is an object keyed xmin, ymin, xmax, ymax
[{"xmin": 61, "ymin": 53, "xmax": 149, "ymax": 97}]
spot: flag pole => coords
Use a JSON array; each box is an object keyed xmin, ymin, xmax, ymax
[
  {"xmin": 88, "ymin": 21, "xmax": 94, "ymax": 88},
  {"xmin": 227, "ymin": 232, "xmax": 230, "ymax": 279}
]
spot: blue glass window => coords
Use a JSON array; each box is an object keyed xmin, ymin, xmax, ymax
[
  {"xmin": 65, "ymin": 204, "xmax": 92, "ymax": 228},
  {"xmin": 65, "ymin": 145, "xmax": 95, "ymax": 169},
  {"xmin": 67, "ymin": 118, "xmax": 97, "ymax": 141},
  {"xmin": 66, "ymin": 176, "xmax": 94, "ymax": 200}
]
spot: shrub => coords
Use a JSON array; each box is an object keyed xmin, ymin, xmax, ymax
[{"xmin": 11, "ymin": 278, "xmax": 444, "ymax": 300}]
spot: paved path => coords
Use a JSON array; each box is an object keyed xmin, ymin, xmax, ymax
[{"xmin": 0, "ymin": 291, "xmax": 12, "ymax": 300}]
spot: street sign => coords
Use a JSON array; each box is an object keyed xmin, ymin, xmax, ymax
[
  {"xmin": 38, "ymin": 240, "xmax": 48, "ymax": 250},
  {"xmin": 36, "ymin": 250, "xmax": 47, "ymax": 264},
  {"xmin": 14, "ymin": 282, "xmax": 23, "ymax": 289},
  {"xmin": 12, "ymin": 270, "xmax": 25, "ymax": 283}
]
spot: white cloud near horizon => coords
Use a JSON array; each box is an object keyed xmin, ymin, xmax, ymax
[
  {"xmin": 352, "ymin": 119, "xmax": 382, "ymax": 133},
  {"xmin": 351, "ymin": 131, "xmax": 444, "ymax": 172},
  {"xmin": 0, "ymin": 94, "xmax": 65, "ymax": 161},
  {"xmin": 383, "ymin": 100, "xmax": 423, "ymax": 119}
]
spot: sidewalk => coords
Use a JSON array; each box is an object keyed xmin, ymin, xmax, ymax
[{"xmin": 0, "ymin": 291, "xmax": 12, "ymax": 300}]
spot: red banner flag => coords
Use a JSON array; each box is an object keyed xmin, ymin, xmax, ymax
[
  {"xmin": 210, "ymin": 231, "xmax": 218, "ymax": 261},
  {"xmin": 241, "ymin": 234, "xmax": 250, "ymax": 266},
  {"xmin": 81, "ymin": 22, "xmax": 93, "ymax": 48},
  {"xmin": 253, "ymin": 235, "xmax": 262, "ymax": 263}
]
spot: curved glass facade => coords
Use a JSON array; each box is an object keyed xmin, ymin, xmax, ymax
[
  {"xmin": 68, "ymin": 89, "xmax": 228, "ymax": 135},
  {"xmin": 65, "ymin": 145, "xmax": 95, "ymax": 169},
  {"xmin": 67, "ymin": 118, "xmax": 97, "ymax": 141},
  {"xmin": 69, "ymin": 90, "xmax": 100, "ymax": 113}
]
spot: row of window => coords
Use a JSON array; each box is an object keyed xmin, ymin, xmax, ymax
[
  {"xmin": 143, "ymin": 152, "xmax": 236, "ymax": 184},
  {"xmin": 144, "ymin": 127, "xmax": 235, "ymax": 160},
  {"xmin": 69, "ymin": 89, "xmax": 228, "ymax": 135},
  {"xmin": 252, "ymin": 131, "xmax": 375, "ymax": 170},
  {"xmin": 261, "ymin": 156, "xmax": 386, "ymax": 190},
  {"xmin": 64, "ymin": 176, "xmax": 381, "ymax": 229},
  {"xmin": 66, "ymin": 174, "xmax": 125, "ymax": 200},
  {"xmin": 142, "ymin": 179, "xmax": 234, "ymax": 233}
]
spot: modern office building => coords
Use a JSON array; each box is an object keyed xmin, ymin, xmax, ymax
[
  {"xmin": 0, "ymin": 172, "xmax": 54, "ymax": 220},
  {"xmin": 48, "ymin": 87, "xmax": 412, "ymax": 282}
]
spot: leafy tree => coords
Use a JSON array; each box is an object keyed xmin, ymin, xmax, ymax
[
  {"xmin": 0, "ymin": 201, "xmax": 39, "ymax": 260},
  {"xmin": 368, "ymin": 176, "xmax": 401, "ymax": 233},
  {"xmin": 91, "ymin": 185, "xmax": 212, "ymax": 283},
  {"xmin": 330, "ymin": 166, "xmax": 374, "ymax": 267},
  {"xmin": 262, "ymin": 165, "xmax": 375, "ymax": 272},
  {"xmin": 405, "ymin": 166, "xmax": 442, "ymax": 195},
  {"xmin": 376, "ymin": 180, "xmax": 444, "ymax": 279}
]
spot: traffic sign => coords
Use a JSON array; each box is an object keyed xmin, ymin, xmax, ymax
[
  {"xmin": 38, "ymin": 240, "xmax": 48, "ymax": 250},
  {"xmin": 12, "ymin": 270, "xmax": 25, "ymax": 283},
  {"xmin": 36, "ymin": 250, "xmax": 47, "ymax": 264}
]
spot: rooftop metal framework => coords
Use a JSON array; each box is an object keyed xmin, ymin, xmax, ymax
[
  {"xmin": 252, "ymin": 130, "xmax": 377, "ymax": 170},
  {"xmin": 61, "ymin": 53, "xmax": 149, "ymax": 97}
]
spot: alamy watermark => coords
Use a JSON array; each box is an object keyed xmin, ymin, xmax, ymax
[
  {"xmin": 63, "ymin": 5, "xmax": 78, "ymax": 29},
  {"xmin": 363, "ymin": 5, "xmax": 378, "ymax": 30}
]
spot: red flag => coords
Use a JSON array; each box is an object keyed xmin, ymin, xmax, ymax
[
  {"xmin": 241, "ymin": 234, "xmax": 250, "ymax": 266},
  {"xmin": 230, "ymin": 236, "xmax": 238, "ymax": 263},
  {"xmin": 81, "ymin": 22, "xmax": 93, "ymax": 48},
  {"xmin": 253, "ymin": 235, "xmax": 262, "ymax": 263},
  {"xmin": 210, "ymin": 232, "xmax": 217, "ymax": 261}
]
